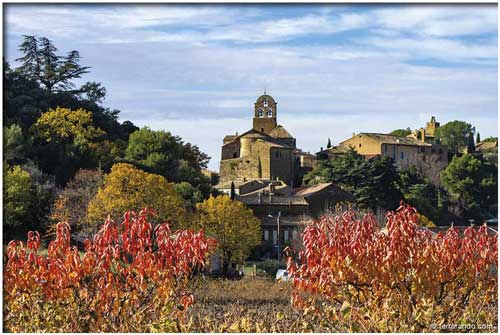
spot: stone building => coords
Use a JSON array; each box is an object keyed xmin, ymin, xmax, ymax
[
  {"xmin": 216, "ymin": 94, "xmax": 353, "ymax": 260},
  {"xmin": 218, "ymin": 93, "xmax": 315, "ymax": 187},
  {"xmin": 316, "ymin": 117, "xmax": 448, "ymax": 185},
  {"xmin": 235, "ymin": 181, "xmax": 355, "ymax": 259}
]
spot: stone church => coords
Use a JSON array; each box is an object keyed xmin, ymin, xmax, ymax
[
  {"xmin": 217, "ymin": 93, "xmax": 315, "ymax": 188},
  {"xmin": 215, "ymin": 94, "xmax": 354, "ymax": 259}
]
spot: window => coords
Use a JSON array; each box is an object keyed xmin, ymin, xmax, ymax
[
  {"xmin": 258, "ymin": 108, "xmax": 264, "ymax": 118},
  {"xmin": 263, "ymin": 100, "xmax": 268, "ymax": 107},
  {"xmin": 292, "ymin": 230, "xmax": 297, "ymax": 240},
  {"xmin": 268, "ymin": 108, "xmax": 273, "ymax": 117},
  {"xmin": 359, "ymin": 143, "xmax": 362, "ymax": 148},
  {"xmin": 264, "ymin": 230, "xmax": 269, "ymax": 241},
  {"xmin": 273, "ymin": 230, "xmax": 278, "ymax": 245},
  {"xmin": 284, "ymin": 230, "xmax": 289, "ymax": 242},
  {"xmin": 232, "ymin": 152, "xmax": 237, "ymax": 158},
  {"xmin": 400, "ymin": 151, "xmax": 404, "ymax": 160}
]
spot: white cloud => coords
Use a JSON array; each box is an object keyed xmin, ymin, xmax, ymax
[
  {"xmin": 4, "ymin": 4, "xmax": 497, "ymax": 171},
  {"xmin": 366, "ymin": 36, "xmax": 497, "ymax": 61},
  {"xmin": 374, "ymin": 6, "xmax": 497, "ymax": 37}
]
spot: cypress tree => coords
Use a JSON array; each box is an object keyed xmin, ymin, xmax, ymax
[
  {"xmin": 327, "ymin": 138, "xmax": 332, "ymax": 149},
  {"xmin": 476, "ymin": 132, "xmax": 481, "ymax": 144},
  {"xmin": 467, "ymin": 131, "xmax": 475, "ymax": 153},
  {"xmin": 230, "ymin": 181, "xmax": 236, "ymax": 200}
]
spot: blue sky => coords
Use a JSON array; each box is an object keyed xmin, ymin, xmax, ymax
[{"xmin": 4, "ymin": 4, "xmax": 498, "ymax": 171}]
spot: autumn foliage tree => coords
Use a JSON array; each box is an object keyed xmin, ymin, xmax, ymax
[
  {"xmin": 87, "ymin": 163, "xmax": 187, "ymax": 228},
  {"xmin": 4, "ymin": 208, "xmax": 216, "ymax": 332},
  {"xmin": 286, "ymin": 203, "xmax": 498, "ymax": 332},
  {"xmin": 31, "ymin": 107, "xmax": 106, "ymax": 184},
  {"xmin": 50, "ymin": 168, "xmax": 104, "ymax": 234},
  {"xmin": 195, "ymin": 195, "xmax": 261, "ymax": 274}
]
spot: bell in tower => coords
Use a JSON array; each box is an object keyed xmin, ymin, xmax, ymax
[{"xmin": 253, "ymin": 93, "xmax": 277, "ymax": 134}]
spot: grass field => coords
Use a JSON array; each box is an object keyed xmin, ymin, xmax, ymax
[{"xmin": 182, "ymin": 276, "xmax": 324, "ymax": 332}]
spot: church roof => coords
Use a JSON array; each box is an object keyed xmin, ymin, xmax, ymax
[
  {"xmin": 222, "ymin": 128, "xmax": 295, "ymax": 149},
  {"xmin": 269, "ymin": 125, "xmax": 294, "ymax": 139}
]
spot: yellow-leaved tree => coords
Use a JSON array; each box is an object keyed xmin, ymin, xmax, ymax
[
  {"xmin": 33, "ymin": 107, "xmax": 105, "ymax": 144},
  {"xmin": 196, "ymin": 195, "xmax": 261, "ymax": 274},
  {"xmin": 87, "ymin": 163, "xmax": 187, "ymax": 228}
]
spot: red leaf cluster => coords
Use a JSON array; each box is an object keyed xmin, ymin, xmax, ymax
[
  {"xmin": 4, "ymin": 208, "xmax": 217, "ymax": 332},
  {"xmin": 286, "ymin": 203, "xmax": 498, "ymax": 331}
]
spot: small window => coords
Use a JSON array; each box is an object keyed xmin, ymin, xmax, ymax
[
  {"xmin": 400, "ymin": 152, "xmax": 404, "ymax": 160},
  {"xmin": 292, "ymin": 230, "xmax": 298, "ymax": 240},
  {"xmin": 359, "ymin": 143, "xmax": 362, "ymax": 148},
  {"xmin": 264, "ymin": 230, "xmax": 269, "ymax": 241},
  {"xmin": 233, "ymin": 152, "xmax": 237, "ymax": 158},
  {"xmin": 284, "ymin": 230, "xmax": 289, "ymax": 242},
  {"xmin": 273, "ymin": 230, "xmax": 278, "ymax": 245}
]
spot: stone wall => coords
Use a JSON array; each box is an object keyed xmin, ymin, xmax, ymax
[
  {"xmin": 340, "ymin": 134, "xmax": 384, "ymax": 155},
  {"xmin": 219, "ymin": 157, "xmax": 261, "ymax": 182},
  {"xmin": 221, "ymin": 140, "xmax": 241, "ymax": 160},
  {"xmin": 381, "ymin": 143, "xmax": 448, "ymax": 185},
  {"xmin": 269, "ymin": 147, "xmax": 295, "ymax": 186}
]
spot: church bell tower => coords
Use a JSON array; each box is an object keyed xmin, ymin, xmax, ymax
[{"xmin": 253, "ymin": 93, "xmax": 277, "ymax": 134}]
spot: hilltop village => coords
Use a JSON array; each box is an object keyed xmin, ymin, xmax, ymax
[{"xmin": 212, "ymin": 93, "xmax": 495, "ymax": 258}]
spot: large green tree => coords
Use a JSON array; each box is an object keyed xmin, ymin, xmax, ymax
[
  {"xmin": 303, "ymin": 149, "xmax": 402, "ymax": 211},
  {"xmin": 440, "ymin": 154, "xmax": 497, "ymax": 221},
  {"xmin": 16, "ymin": 35, "xmax": 90, "ymax": 92},
  {"xmin": 3, "ymin": 162, "xmax": 55, "ymax": 237},
  {"xmin": 397, "ymin": 168, "xmax": 445, "ymax": 223},
  {"xmin": 3, "ymin": 124, "xmax": 27, "ymax": 164},
  {"xmin": 434, "ymin": 120, "xmax": 475, "ymax": 153},
  {"xmin": 125, "ymin": 127, "xmax": 211, "ymax": 195}
]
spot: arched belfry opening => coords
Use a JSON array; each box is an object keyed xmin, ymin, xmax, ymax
[{"xmin": 253, "ymin": 93, "xmax": 277, "ymax": 134}]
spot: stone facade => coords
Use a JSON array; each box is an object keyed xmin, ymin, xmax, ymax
[
  {"xmin": 237, "ymin": 182, "xmax": 356, "ymax": 259},
  {"xmin": 218, "ymin": 94, "xmax": 316, "ymax": 188},
  {"xmin": 317, "ymin": 117, "xmax": 449, "ymax": 185}
]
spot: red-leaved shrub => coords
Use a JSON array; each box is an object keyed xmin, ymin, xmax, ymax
[
  {"xmin": 286, "ymin": 203, "xmax": 498, "ymax": 332},
  {"xmin": 4, "ymin": 208, "xmax": 216, "ymax": 332}
]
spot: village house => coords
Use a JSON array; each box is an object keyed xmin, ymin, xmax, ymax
[{"xmin": 316, "ymin": 116, "xmax": 449, "ymax": 185}]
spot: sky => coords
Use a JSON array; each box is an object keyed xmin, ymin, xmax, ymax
[{"xmin": 4, "ymin": 4, "xmax": 498, "ymax": 171}]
